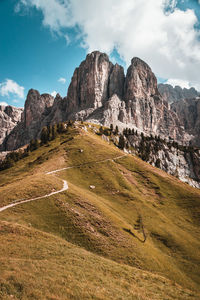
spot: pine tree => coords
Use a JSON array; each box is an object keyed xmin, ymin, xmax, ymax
[
  {"xmin": 115, "ymin": 125, "xmax": 119, "ymax": 135},
  {"xmin": 40, "ymin": 127, "xmax": 48, "ymax": 144},
  {"xmin": 99, "ymin": 126, "xmax": 103, "ymax": 135},
  {"xmin": 118, "ymin": 134, "xmax": 125, "ymax": 149},
  {"xmin": 29, "ymin": 139, "xmax": 40, "ymax": 151},
  {"xmin": 52, "ymin": 124, "xmax": 58, "ymax": 140},
  {"xmin": 57, "ymin": 122, "xmax": 65, "ymax": 133},
  {"xmin": 60, "ymin": 122, "xmax": 65, "ymax": 133},
  {"xmin": 47, "ymin": 125, "xmax": 53, "ymax": 141},
  {"xmin": 134, "ymin": 215, "xmax": 147, "ymax": 243},
  {"xmin": 110, "ymin": 124, "xmax": 113, "ymax": 132}
]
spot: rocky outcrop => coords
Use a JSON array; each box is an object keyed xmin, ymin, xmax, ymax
[
  {"xmin": 0, "ymin": 50, "xmax": 200, "ymax": 188},
  {"xmin": 124, "ymin": 57, "xmax": 159, "ymax": 100},
  {"xmin": 1, "ymin": 51, "xmax": 199, "ymax": 151},
  {"xmin": 125, "ymin": 133, "xmax": 200, "ymax": 188},
  {"xmin": 0, "ymin": 105, "xmax": 23, "ymax": 146},
  {"xmin": 171, "ymin": 98, "xmax": 200, "ymax": 147},
  {"xmin": 109, "ymin": 64, "xmax": 125, "ymax": 99},
  {"xmin": 3, "ymin": 90, "xmax": 54, "ymax": 150},
  {"xmin": 158, "ymin": 83, "xmax": 199, "ymax": 103},
  {"xmin": 66, "ymin": 51, "xmax": 113, "ymax": 115},
  {"xmin": 23, "ymin": 89, "xmax": 53, "ymax": 127},
  {"xmin": 86, "ymin": 56, "xmax": 185, "ymax": 143}
]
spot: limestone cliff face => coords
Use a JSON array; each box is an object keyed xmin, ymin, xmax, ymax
[
  {"xmin": 1, "ymin": 51, "xmax": 199, "ymax": 151},
  {"xmin": 3, "ymin": 90, "xmax": 54, "ymax": 150},
  {"xmin": 0, "ymin": 105, "xmax": 23, "ymax": 147},
  {"xmin": 125, "ymin": 133, "xmax": 200, "ymax": 189},
  {"xmin": 85, "ymin": 55, "xmax": 185, "ymax": 143},
  {"xmin": 158, "ymin": 83, "xmax": 199, "ymax": 103},
  {"xmin": 1, "ymin": 51, "xmax": 200, "ymax": 188},
  {"xmin": 23, "ymin": 89, "xmax": 53, "ymax": 127},
  {"xmin": 66, "ymin": 51, "xmax": 113, "ymax": 115},
  {"xmin": 109, "ymin": 63, "xmax": 125, "ymax": 99},
  {"xmin": 172, "ymin": 98, "xmax": 200, "ymax": 146},
  {"xmin": 124, "ymin": 57, "xmax": 159, "ymax": 100}
]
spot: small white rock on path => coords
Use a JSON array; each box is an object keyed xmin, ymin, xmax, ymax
[{"xmin": 0, "ymin": 154, "xmax": 126, "ymax": 213}]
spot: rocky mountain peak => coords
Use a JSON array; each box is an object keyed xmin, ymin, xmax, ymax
[
  {"xmin": 158, "ymin": 83, "xmax": 200, "ymax": 103},
  {"xmin": 0, "ymin": 105, "xmax": 23, "ymax": 147},
  {"xmin": 66, "ymin": 51, "xmax": 114, "ymax": 118},
  {"xmin": 86, "ymin": 50, "xmax": 110, "ymax": 62},
  {"xmin": 1, "ymin": 51, "xmax": 200, "ymax": 152},
  {"xmin": 124, "ymin": 57, "xmax": 159, "ymax": 100},
  {"xmin": 109, "ymin": 63, "xmax": 125, "ymax": 99},
  {"xmin": 24, "ymin": 89, "xmax": 54, "ymax": 127}
]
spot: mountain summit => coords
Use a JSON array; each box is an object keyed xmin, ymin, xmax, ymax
[{"xmin": 2, "ymin": 51, "xmax": 194, "ymax": 151}]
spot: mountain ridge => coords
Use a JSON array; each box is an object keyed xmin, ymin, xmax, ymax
[
  {"xmin": 0, "ymin": 123, "xmax": 200, "ymax": 299},
  {"xmin": 1, "ymin": 51, "xmax": 200, "ymax": 188}
]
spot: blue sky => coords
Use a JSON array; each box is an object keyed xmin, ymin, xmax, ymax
[{"xmin": 1, "ymin": 0, "xmax": 200, "ymax": 107}]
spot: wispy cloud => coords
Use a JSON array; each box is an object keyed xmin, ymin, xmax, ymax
[
  {"xmin": 165, "ymin": 78, "xmax": 190, "ymax": 89},
  {"xmin": 51, "ymin": 91, "xmax": 57, "ymax": 97},
  {"xmin": 166, "ymin": 78, "xmax": 200, "ymax": 91},
  {"xmin": 16, "ymin": 0, "xmax": 200, "ymax": 89},
  {"xmin": 13, "ymin": 99, "xmax": 20, "ymax": 103},
  {"xmin": 0, "ymin": 79, "xmax": 24, "ymax": 99},
  {"xmin": 58, "ymin": 77, "xmax": 66, "ymax": 84}
]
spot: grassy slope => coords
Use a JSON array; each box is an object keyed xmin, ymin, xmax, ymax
[{"xmin": 0, "ymin": 124, "xmax": 200, "ymax": 299}]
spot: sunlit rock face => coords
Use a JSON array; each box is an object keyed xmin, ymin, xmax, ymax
[
  {"xmin": 81, "ymin": 54, "xmax": 185, "ymax": 143},
  {"xmin": 124, "ymin": 57, "xmax": 159, "ymax": 100},
  {"xmin": 2, "ymin": 90, "xmax": 54, "ymax": 150},
  {"xmin": 158, "ymin": 83, "xmax": 199, "ymax": 104},
  {"xmin": 0, "ymin": 105, "xmax": 23, "ymax": 147},
  {"xmin": 1, "ymin": 50, "xmax": 199, "ymax": 149},
  {"xmin": 172, "ymin": 98, "xmax": 200, "ymax": 147},
  {"xmin": 24, "ymin": 89, "xmax": 54, "ymax": 128},
  {"xmin": 66, "ymin": 51, "xmax": 113, "ymax": 114},
  {"xmin": 1, "ymin": 51, "xmax": 200, "ymax": 188}
]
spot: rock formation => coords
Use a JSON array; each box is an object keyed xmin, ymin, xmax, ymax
[
  {"xmin": 66, "ymin": 52, "xmax": 113, "ymax": 115},
  {"xmin": 124, "ymin": 132, "xmax": 200, "ymax": 188},
  {"xmin": 2, "ymin": 90, "xmax": 54, "ymax": 150},
  {"xmin": 158, "ymin": 83, "xmax": 199, "ymax": 103},
  {"xmin": 0, "ymin": 51, "xmax": 200, "ymax": 188},
  {"xmin": 0, "ymin": 105, "xmax": 23, "ymax": 146},
  {"xmin": 1, "ymin": 51, "xmax": 197, "ymax": 149},
  {"xmin": 172, "ymin": 98, "xmax": 200, "ymax": 147},
  {"xmin": 79, "ymin": 54, "xmax": 186, "ymax": 143}
]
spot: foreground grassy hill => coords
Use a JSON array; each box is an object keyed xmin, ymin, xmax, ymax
[{"xmin": 0, "ymin": 122, "xmax": 200, "ymax": 299}]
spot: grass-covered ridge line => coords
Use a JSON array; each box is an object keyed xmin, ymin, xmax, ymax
[
  {"xmin": 1, "ymin": 221, "xmax": 197, "ymax": 300},
  {"xmin": 0, "ymin": 121, "xmax": 200, "ymax": 299}
]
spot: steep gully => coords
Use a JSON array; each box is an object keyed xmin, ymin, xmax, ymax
[{"xmin": 0, "ymin": 155, "xmax": 126, "ymax": 213}]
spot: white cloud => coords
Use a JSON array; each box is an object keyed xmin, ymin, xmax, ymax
[
  {"xmin": 165, "ymin": 78, "xmax": 200, "ymax": 91},
  {"xmin": 17, "ymin": 0, "xmax": 200, "ymax": 89},
  {"xmin": 0, "ymin": 102, "xmax": 8, "ymax": 106},
  {"xmin": 0, "ymin": 79, "xmax": 24, "ymax": 99},
  {"xmin": 13, "ymin": 99, "xmax": 20, "ymax": 103},
  {"xmin": 165, "ymin": 78, "xmax": 190, "ymax": 89},
  {"xmin": 51, "ymin": 91, "xmax": 57, "ymax": 97},
  {"xmin": 58, "ymin": 77, "xmax": 66, "ymax": 84}
]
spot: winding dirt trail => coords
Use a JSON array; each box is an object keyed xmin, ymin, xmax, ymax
[{"xmin": 0, "ymin": 154, "xmax": 126, "ymax": 213}]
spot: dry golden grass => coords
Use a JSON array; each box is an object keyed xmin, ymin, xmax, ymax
[
  {"xmin": 0, "ymin": 123, "xmax": 200, "ymax": 299},
  {"xmin": 0, "ymin": 221, "xmax": 198, "ymax": 300}
]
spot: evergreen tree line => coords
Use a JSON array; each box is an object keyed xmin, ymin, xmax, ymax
[
  {"xmin": 98, "ymin": 123, "xmax": 199, "ymax": 159},
  {"xmin": 0, "ymin": 121, "xmax": 73, "ymax": 171}
]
